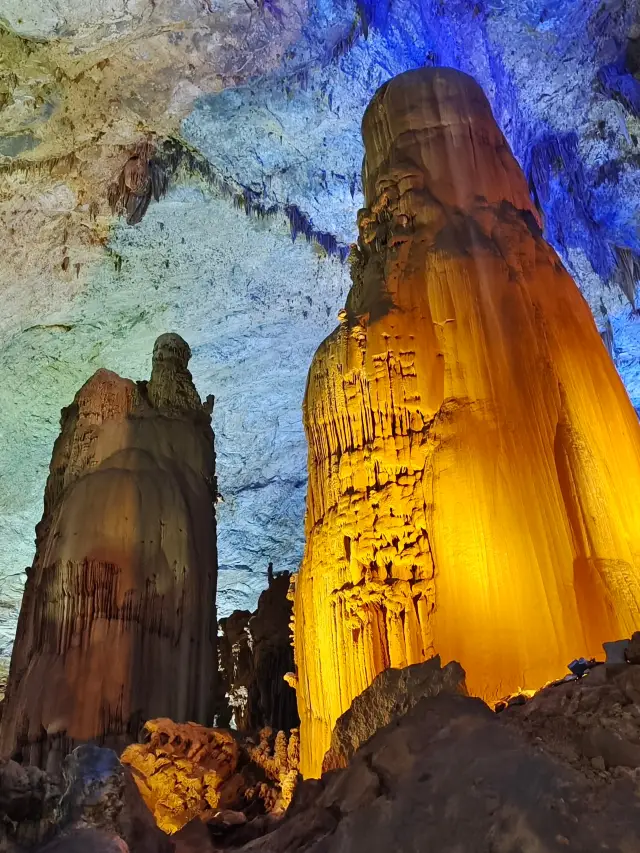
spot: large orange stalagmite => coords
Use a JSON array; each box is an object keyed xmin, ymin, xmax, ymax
[
  {"xmin": 293, "ymin": 67, "xmax": 640, "ymax": 777},
  {"xmin": 0, "ymin": 333, "xmax": 219, "ymax": 771}
]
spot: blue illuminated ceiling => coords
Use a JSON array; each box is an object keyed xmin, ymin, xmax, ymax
[
  {"xmin": 187, "ymin": 0, "xmax": 640, "ymax": 389},
  {"xmin": 0, "ymin": 0, "xmax": 639, "ymax": 655}
]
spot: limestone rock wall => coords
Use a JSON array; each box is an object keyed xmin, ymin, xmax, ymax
[
  {"xmin": 219, "ymin": 570, "xmax": 299, "ymax": 734},
  {"xmin": 0, "ymin": 333, "xmax": 219, "ymax": 770},
  {"xmin": 293, "ymin": 67, "xmax": 640, "ymax": 777}
]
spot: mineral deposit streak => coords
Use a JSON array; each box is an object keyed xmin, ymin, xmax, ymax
[
  {"xmin": 0, "ymin": 334, "xmax": 219, "ymax": 771},
  {"xmin": 292, "ymin": 68, "xmax": 640, "ymax": 778}
]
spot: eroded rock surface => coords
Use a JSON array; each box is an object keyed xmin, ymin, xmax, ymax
[
  {"xmin": 293, "ymin": 66, "xmax": 640, "ymax": 776},
  {"xmin": 322, "ymin": 656, "xmax": 466, "ymax": 772},
  {"xmin": 501, "ymin": 661, "xmax": 640, "ymax": 778},
  {"xmin": 121, "ymin": 719, "xmax": 299, "ymax": 835},
  {"xmin": 0, "ymin": 334, "xmax": 219, "ymax": 769},
  {"xmin": 121, "ymin": 720, "xmax": 239, "ymax": 835}
]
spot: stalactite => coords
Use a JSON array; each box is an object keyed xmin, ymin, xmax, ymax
[
  {"xmin": 108, "ymin": 136, "xmax": 350, "ymax": 260},
  {"xmin": 0, "ymin": 334, "xmax": 218, "ymax": 771},
  {"xmin": 293, "ymin": 67, "xmax": 640, "ymax": 778},
  {"xmin": 616, "ymin": 246, "xmax": 640, "ymax": 309}
]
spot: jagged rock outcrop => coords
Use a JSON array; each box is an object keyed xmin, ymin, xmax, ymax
[
  {"xmin": 0, "ymin": 743, "xmax": 170, "ymax": 852},
  {"xmin": 235, "ymin": 692, "xmax": 640, "ymax": 853},
  {"xmin": 500, "ymin": 659, "xmax": 640, "ymax": 775},
  {"xmin": 321, "ymin": 656, "xmax": 466, "ymax": 773},
  {"xmin": 218, "ymin": 570, "xmax": 298, "ymax": 734},
  {"xmin": 217, "ymin": 609, "xmax": 253, "ymax": 730},
  {"xmin": 293, "ymin": 67, "xmax": 640, "ymax": 776},
  {"xmin": 0, "ymin": 333, "xmax": 218, "ymax": 771},
  {"xmin": 121, "ymin": 719, "xmax": 299, "ymax": 835}
]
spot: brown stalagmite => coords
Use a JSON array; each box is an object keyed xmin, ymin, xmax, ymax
[
  {"xmin": 293, "ymin": 67, "xmax": 640, "ymax": 777},
  {"xmin": 0, "ymin": 333, "xmax": 218, "ymax": 771}
]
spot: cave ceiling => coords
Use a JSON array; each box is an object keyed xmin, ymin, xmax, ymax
[{"xmin": 0, "ymin": 0, "xmax": 639, "ymax": 666}]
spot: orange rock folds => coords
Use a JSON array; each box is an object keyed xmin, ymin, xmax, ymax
[
  {"xmin": 121, "ymin": 719, "xmax": 239, "ymax": 835},
  {"xmin": 0, "ymin": 334, "xmax": 218, "ymax": 770},
  {"xmin": 293, "ymin": 67, "xmax": 640, "ymax": 777},
  {"xmin": 121, "ymin": 719, "xmax": 300, "ymax": 834}
]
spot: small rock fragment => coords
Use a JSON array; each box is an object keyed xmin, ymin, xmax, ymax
[
  {"xmin": 603, "ymin": 639, "xmax": 630, "ymax": 664},
  {"xmin": 625, "ymin": 632, "xmax": 640, "ymax": 665}
]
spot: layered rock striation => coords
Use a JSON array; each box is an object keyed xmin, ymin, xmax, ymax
[
  {"xmin": 0, "ymin": 333, "xmax": 219, "ymax": 770},
  {"xmin": 293, "ymin": 67, "xmax": 640, "ymax": 777}
]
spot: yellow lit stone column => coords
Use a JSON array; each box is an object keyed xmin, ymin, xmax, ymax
[{"xmin": 293, "ymin": 67, "xmax": 640, "ymax": 777}]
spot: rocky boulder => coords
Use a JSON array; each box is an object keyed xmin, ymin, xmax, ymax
[
  {"xmin": 0, "ymin": 759, "xmax": 57, "ymax": 850},
  {"xmin": 321, "ymin": 656, "xmax": 466, "ymax": 772},
  {"xmin": 501, "ymin": 659, "xmax": 640, "ymax": 778},
  {"xmin": 52, "ymin": 744, "xmax": 171, "ymax": 853},
  {"xmin": 0, "ymin": 744, "xmax": 170, "ymax": 852},
  {"xmin": 245, "ymin": 692, "xmax": 640, "ymax": 853}
]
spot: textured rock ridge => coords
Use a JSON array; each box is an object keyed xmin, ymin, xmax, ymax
[
  {"xmin": 0, "ymin": 333, "xmax": 218, "ymax": 770},
  {"xmin": 293, "ymin": 67, "xmax": 640, "ymax": 777},
  {"xmin": 121, "ymin": 718, "xmax": 300, "ymax": 835},
  {"xmin": 321, "ymin": 656, "xmax": 466, "ymax": 773}
]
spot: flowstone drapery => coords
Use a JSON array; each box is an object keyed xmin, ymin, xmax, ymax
[{"xmin": 293, "ymin": 68, "xmax": 640, "ymax": 777}]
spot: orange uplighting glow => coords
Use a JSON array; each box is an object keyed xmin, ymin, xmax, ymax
[{"xmin": 292, "ymin": 68, "xmax": 640, "ymax": 778}]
